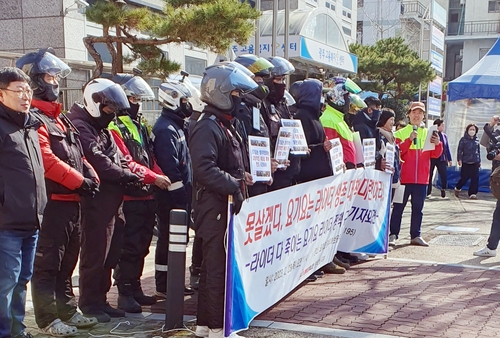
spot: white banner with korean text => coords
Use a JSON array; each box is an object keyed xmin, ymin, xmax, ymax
[{"xmin": 224, "ymin": 169, "xmax": 391, "ymax": 337}]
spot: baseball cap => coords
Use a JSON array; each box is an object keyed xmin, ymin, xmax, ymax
[{"xmin": 409, "ymin": 102, "xmax": 426, "ymax": 112}]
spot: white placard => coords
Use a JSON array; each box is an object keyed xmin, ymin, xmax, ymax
[
  {"xmin": 362, "ymin": 138, "xmax": 376, "ymax": 169},
  {"xmin": 329, "ymin": 138, "xmax": 344, "ymax": 175},
  {"xmin": 274, "ymin": 127, "xmax": 293, "ymax": 168},
  {"xmin": 352, "ymin": 131, "xmax": 364, "ymax": 165},
  {"xmin": 393, "ymin": 184, "xmax": 405, "ymax": 204},
  {"xmin": 281, "ymin": 119, "xmax": 308, "ymax": 155},
  {"xmin": 423, "ymin": 125, "xmax": 437, "ymax": 151},
  {"xmin": 248, "ymin": 136, "xmax": 272, "ymax": 182},
  {"xmin": 385, "ymin": 143, "xmax": 395, "ymax": 174}
]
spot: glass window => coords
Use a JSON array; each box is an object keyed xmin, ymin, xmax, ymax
[
  {"xmin": 488, "ymin": 1, "xmax": 500, "ymax": 12},
  {"xmin": 326, "ymin": 2, "xmax": 330, "ymax": 8},
  {"xmin": 342, "ymin": 0, "xmax": 352, "ymax": 9},
  {"xmin": 87, "ymin": 41, "xmax": 115, "ymax": 63},
  {"xmin": 185, "ymin": 56, "xmax": 206, "ymax": 76},
  {"xmin": 326, "ymin": 16, "xmax": 345, "ymax": 49},
  {"xmin": 302, "ymin": 13, "xmax": 327, "ymax": 43},
  {"xmin": 342, "ymin": 26, "xmax": 352, "ymax": 36}
]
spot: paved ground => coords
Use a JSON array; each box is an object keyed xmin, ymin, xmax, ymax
[{"xmin": 23, "ymin": 188, "xmax": 500, "ymax": 337}]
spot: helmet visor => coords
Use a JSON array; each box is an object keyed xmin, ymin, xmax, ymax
[
  {"xmin": 123, "ymin": 76, "xmax": 155, "ymax": 101},
  {"xmin": 221, "ymin": 67, "xmax": 258, "ymax": 95},
  {"xmin": 38, "ymin": 53, "xmax": 71, "ymax": 78},
  {"xmin": 92, "ymin": 83, "xmax": 130, "ymax": 112},
  {"xmin": 344, "ymin": 78, "xmax": 362, "ymax": 94},
  {"xmin": 248, "ymin": 57, "xmax": 274, "ymax": 75}
]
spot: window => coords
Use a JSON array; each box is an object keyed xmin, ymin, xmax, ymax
[
  {"xmin": 450, "ymin": 13, "xmax": 459, "ymax": 22},
  {"xmin": 331, "ymin": 4, "xmax": 336, "ymax": 10},
  {"xmin": 488, "ymin": 1, "xmax": 500, "ymax": 12},
  {"xmin": 185, "ymin": 56, "xmax": 206, "ymax": 76},
  {"xmin": 342, "ymin": 26, "xmax": 352, "ymax": 36},
  {"xmin": 87, "ymin": 41, "xmax": 115, "ymax": 63},
  {"xmin": 342, "ymin": 10, "xmax": 347, "ymax": 16},
  {"xmin": 343, "ymin": 0, "xmax": 352, "ymax": 9},
  {"xmin": 347, "ymin": 12, "xmax": 351, "ymax": 18},
  {"xmin": 326, "ymin": 2, "xmax": 330, "ymax": 8}
]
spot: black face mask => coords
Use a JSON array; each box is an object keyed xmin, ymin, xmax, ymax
[
  {"xmin": 230, "ymin": 96, "xmax": 242, "ymax": 117},
  {"xmin": 35, "ymin": 81, "xmax": 60, "ymax": 102},
  {"xmin": 95, "ymin": 106, "xmax": 116, "ymax": 129},
  {"xmin": 180, "ymin": 101, "xmax": 193, "ymax": 118},
  {"xmin": 127, "ymin": 102, "xmax": 140, "ymax": 120},
  {"xmin": 271, "ymin": 83, "xmax": 286, "ymax": 101}
]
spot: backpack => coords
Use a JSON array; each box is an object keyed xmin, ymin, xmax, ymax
[{"xmin": 490, "ymin": 166, "xmax": 500, "ymax": 199}]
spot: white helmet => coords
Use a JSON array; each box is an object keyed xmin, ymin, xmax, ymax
[
  {"xmin": 158, "ymin": 79, "xmax": 192, "ymax": 111},
  {"xmin": 83, "ymin": 78, "xmax": 130, "ymax": 117}
]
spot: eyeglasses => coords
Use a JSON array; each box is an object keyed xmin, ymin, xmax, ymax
[{"xmin": 1, "ymin": 88, "xmax": 33, "ymax": 98}]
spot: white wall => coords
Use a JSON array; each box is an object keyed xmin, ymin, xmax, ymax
[{"xmin": 462, "ymin": 39, "xmax": 497, "ymax": 73}]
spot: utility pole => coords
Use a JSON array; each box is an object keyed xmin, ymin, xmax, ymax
[
  {"xmin": 272, "ymin": 0, "xmax": 278, "ymax": 56},
  {"xmin": 255, "ymin": 0, "xmax": 261, "ymax": 56}
]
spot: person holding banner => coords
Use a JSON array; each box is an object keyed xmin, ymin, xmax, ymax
[
  {"xmin": 190, "ymin": 62, "xmax": 257, "ymax": 338},
  {"xmin": 261, "ymin": 56, "xmax": 299, "ymax": 191},
  {"xmin": 388, "ymin": 102, "xmax": 442, "ymax": 247}
]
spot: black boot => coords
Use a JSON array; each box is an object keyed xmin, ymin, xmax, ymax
[
  {"xmin": 133, "ymin": 289, "xmax": 157, "ymax": 306},
  {"xmin": 118, "ymin": 294, "xmax": 142, "ymax": 313},
  {"xmin": 104, "ymin": 302, "xmax": 126, "ymax": 317},
  {"xmin": 189, "ymin": 265, "xmax": 201, "ymax": 290}
]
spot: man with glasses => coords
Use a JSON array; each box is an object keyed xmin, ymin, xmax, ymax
[
  {"xmin": 17, "ymin": 49, "xmax": 100, "ymax": 336},
  {"xmin": 0, "ymin": 67, "xmax": 47, "ymax": 338}
]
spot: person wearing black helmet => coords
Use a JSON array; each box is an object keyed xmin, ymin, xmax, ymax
[
  {"xmin": 67, "ymin": 78, "xmax": 140, "ymax": 322},
  {"xmin": 190, "ymin": 62, "xmax": 257, "ymax": 338},
  {"xmin": 106, "ymin": 73, "xmax": 172, "ymax": 313},
  {"xmin": 150, "ymin": 78, "xmax": 196, "ymax": 301},
  {"xmin": 233, "ymin": 54, "xmax": 277, "ymax": 196},
  {"xmin": 261, "ymin": 56, "xmax": 298, "ymax": 191},
  {"xmin": 16, "ymin": 48, "xmax": 100, "ymax": 336}
]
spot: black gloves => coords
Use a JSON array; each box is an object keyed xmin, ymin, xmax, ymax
[
  {"xmin": 232, "ymin": 189, "xmax": 245, "ymax": 215},
  {"xmin": 120, "ymin": 171, "xmax": 140, "ymax": 184},
  {"xmin": 76, "ymin": 178, "xmax": 99, "ymax": 197}
]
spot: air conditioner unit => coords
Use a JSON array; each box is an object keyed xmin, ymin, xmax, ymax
[{"xmin": 460, "ymin": 0, "xmax": 465, "ymax": 5}]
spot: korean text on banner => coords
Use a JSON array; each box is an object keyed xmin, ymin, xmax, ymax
[
  {"xmin": 329, "ymin": 138, "xmax": 344, "ymax": 175},
  {"xmin": 274, "ymin": 127, "xmax": 294, "ymax": 168},
  {"xmin": 362, "ymin": 138, "xmax": 376, "ymax": 169},
  {"xmin": 224, "ymin": 169, "xmax": 392, "ymax": 337}
]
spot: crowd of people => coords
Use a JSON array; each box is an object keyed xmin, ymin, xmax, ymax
[{"xmin": 1, "ymin": 47, "xmax": 497, "ymax": 338}]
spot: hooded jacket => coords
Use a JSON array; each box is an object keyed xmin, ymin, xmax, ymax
[
  {"xmin": 0, "ymin": 102, "xmax": 46, "ymax": 231},
  {"xmin": 395, "ymin": 124, "xmax": 443, "ymax": 185},
  {"xmin": 457, "ymin": 132, "xmax": 480, "ymax": 164},
  {"xmin": 294, "ymin": 79, "xmax": 332, "ymax": 183}
]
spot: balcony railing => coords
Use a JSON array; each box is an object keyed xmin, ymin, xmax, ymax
[
  {"xmin": 400, "ymin": 1, "xmax": 426, "ymax": 18},
  {"xmin": 447, "ymin": 20, "xmax": 500, "ymax": 36}
]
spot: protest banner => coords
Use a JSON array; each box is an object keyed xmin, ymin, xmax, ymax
[
  {"xmin": 224, "ymin": 169, "xmax": 391, "ymax": 337},
  {"xmin": 248, "ymin": 136, "xmax": 272, "ymax": 181}
]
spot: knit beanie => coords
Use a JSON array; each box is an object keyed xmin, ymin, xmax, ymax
[{"xmin": 377, "ymin": 109, "xmax": 395, "ymax": 127}]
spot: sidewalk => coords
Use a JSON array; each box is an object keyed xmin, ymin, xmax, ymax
[{"xmin": 24, "ymin": 189, "xmax": 500, "ymax": 337}]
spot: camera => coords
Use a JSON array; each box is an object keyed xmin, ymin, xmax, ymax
[{"xmin": 484, "ymin": 123, "xmax": 500, "ymax": 160}]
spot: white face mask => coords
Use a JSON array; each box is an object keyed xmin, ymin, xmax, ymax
[{"xmin": 468, "ymin": 130, "xmax": 476, "ymax": 137}]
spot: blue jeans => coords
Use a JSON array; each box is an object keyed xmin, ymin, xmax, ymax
[
  {"xmin": 390, "ymin": 184, "xmax": 427, "ymax": 239},
  {"xmin": 0, "ymin": 230, "xmax": 38, "ymax": 338}
]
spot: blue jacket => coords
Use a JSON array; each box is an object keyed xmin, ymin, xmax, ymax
[
  {"xmin": 438, "ymin": 132, "xmax": 452, "ymax": 162},
  {"xmin": 457, "ymin": 133, "xmax": 480, "ymax": 164}
]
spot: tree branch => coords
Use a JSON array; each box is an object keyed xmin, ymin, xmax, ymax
[{"xmin": 83, "ymin": 37, "xmax": 104, "ymax": 79}]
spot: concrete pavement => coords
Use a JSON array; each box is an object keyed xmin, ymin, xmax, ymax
[{"xmin": 23, "ymin": 188, "xmax": 500, "ymax": 337}]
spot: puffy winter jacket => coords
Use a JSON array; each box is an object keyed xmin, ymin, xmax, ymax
[
  {"xmin": 320, "ymin": 105, "xmax": 357, "ymax": 167},
  {"xmin": 395, "ymin": 125, "xmax": 443, "ymax": 185},
  {"xmin": 0, "ymin": 102, "xmax": 46, "ymax": 231},
  {"xmin": 457, "ymin": 134, "xmax": 480, "ymax": 164}
]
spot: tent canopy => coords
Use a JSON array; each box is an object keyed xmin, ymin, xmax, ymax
[{"xmin": 448, "ymin": 38, "xmax": 500, "ymax": 102}]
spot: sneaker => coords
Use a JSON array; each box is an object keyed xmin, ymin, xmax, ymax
[
  {"xmin": 155, "ymin": 290, "xmax": 166, "ymax": 299},
  {"xmin": 441, "ymin": 189, "xmax": 446, "ymax": 198},
  {"xmin": 410, "ymin": 236, "xmax": 429, "ymax": 247},
  {"xmin": 473, "ymin": 247, "xmax": 497, "ymax": 257},
  {"xmin": 118, "ymin": 294, "xmax": 142, "ymax": 313},
  {"xmin": 208, "ymin": 329, "xmax": 244, "ymax": 338},
  {"xmin": 313, "ymin": 269, "xmax": 325, "ymax": 278},
  {"xmin": 388, "ymin": 234, "xmax": 397, "ymax": 246},
  {"xmin": 321, "ymin": 262, "xmax": 346, "ymax": 274},
  {"xmin": 41, "ymin": 319, "xmax": 77, "ymax": 337},
  {"xmin": 195, "ymin": 325, "xmax": 209, "ymax": 338},
  {"xmin": 470, "ymin": 194, "xmax": 478, "ymax": 200},
  {"xmin": 184, "ymin": 286, "xmax": 195, "ymax": 295},
  {"xmin": 351, "ymin": 253, "xmax": 369, "ymax": 261},
  {"xmin": 102, "ymin": 303, "xmax": 125, "ymax": 318},
  {"xmin": 454, "ymin": 188, "xmax": 460, "ymax": 197},
  {"xmin": 133, "ymin": 289, "xmax": 157, "ymax": 306},
  {"xmin": 333, "ymin": 256, "xmax": 350, "ymax": 269},
  {"xmin": 64, "ymin": 312, "xmax": 97, "ymax": 328},
  {"xmin": 340, "ymin": 252, "xmax": 359, "ymax": 264},
  {"xmin": 15, "ymin": 332, "xmax": 35, "ymax": 338}
]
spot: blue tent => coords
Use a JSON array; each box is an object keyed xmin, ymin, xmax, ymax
[{"xmin": 448, "ymin": 38, "xmax": 500, "ymax": 102}]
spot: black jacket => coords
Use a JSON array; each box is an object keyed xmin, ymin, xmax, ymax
[
  {"xmin": 152, "ymin": 108, "xmax": 192, "ymax": 207},
  {"xmin": 68, "ymin": 103, "xmax": 130, "ymax": 184},
  {"xmin": 353, "ymin": 109, "xmax": 383, "ymax": 168},
  {"xmin": 0, "ymin": 103, "xmax": 46, "ymax": 231},
  {"xmin": 294, "ymin": 79, "xmax": 333, "ymax": 183},
  {"xmin": 190, "ymin": 106, "xmax": 245, "ymax": 230}
]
